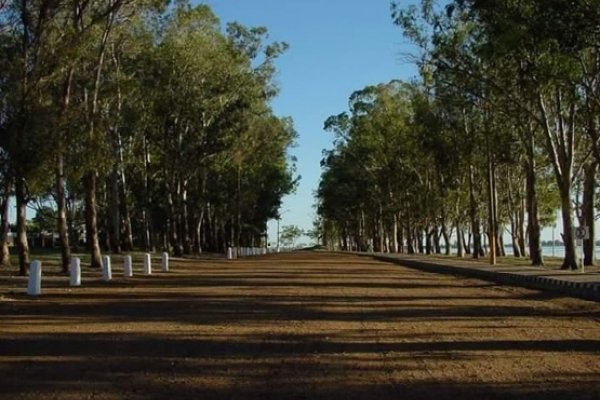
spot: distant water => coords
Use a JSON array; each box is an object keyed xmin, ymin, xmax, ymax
[
  {"xmin": 508, "ymin": 246, "xmax": 600, "ymax": 258},
  {"xmin": 442, "ymin": 246, "xmax": 600, "ymax": 258}
]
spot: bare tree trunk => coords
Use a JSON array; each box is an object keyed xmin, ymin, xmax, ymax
[
  {"xmin": 85, "ymin": 173, "xmax": 102, "ymax": 268},
  {"xmin": 559, "ymin": 190, "xmax": 578, "ymax": 270},
  {"xmin": 56, "ymin": 153, "xmax": 71, "ymax": 273},
  {"xmin": 108, "ymin": 169, "xmax": 121, "ymax": 253},
  {"xmin": 538, "ymin": 91, "xmax": 578, "ymax": 269},
  {"xmin": 496, "ymin": 223, "xmax": 505, "ymax": 257},
  {"xmin": 392, "ymin": 213, "xmax": 398, "ymax": 253},
  {"xmin": 15, "ymin": 178, "xmax": 29, "ymax": 276},
  {"xmin": 525, "ymin": 136, "xmax": 543, "ymax": 265},
  {"xmin": 582, "ymin": 162, "xmax": 597, "ymax": 266},
  {"xmin": 117, "ymin": 135, "xmax": 133, "ymax": 251},
  {"xmin": 518, "ymin": 196, "xmax": 527, "ymax": 257},
  {"xmin": 406, "ymin": 221, "xmax": 415, "ymax": 254},
  {"xmin": 195, "ymin": 209, "xmax": 205, "ymax": 255},
  {"xmin": 56, "ymin": 66, "xmax": 74, "ymax": 273},
  {"xmin": 142, "ymin": 135, "xmax": 152, "ymax": 252},
  {"xmin": 0, "ymin": 179, "xmax": 11, "ymax": 267},
  {"xmin": 510, "ymin": 214, "xmax": 522, "ymax": 257},
  {"xmin": 397, "ymin": 213, "xmax": 404, "ymax": 253},
  {"xmin": 181, "ymin": 181, "xmax": 191, "ymax": 254},
  {"xmin": 456, "ymin": 221, "xmax": 464, "ymax": 257},
  {"xmin": 468, "ymin": 165, "xmax": 481, "ymax": 259}
]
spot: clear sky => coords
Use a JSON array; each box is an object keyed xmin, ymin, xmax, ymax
[{"xmin": 203, "ymin": 0, "xmax": 418, "ymax": 245}]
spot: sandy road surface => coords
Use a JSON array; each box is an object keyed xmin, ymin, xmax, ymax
[{"xmin": 0, "ymin": 252, "xmax": 599, "ymax": 399}]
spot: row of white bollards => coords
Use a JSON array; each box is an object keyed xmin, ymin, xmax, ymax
[
  {"xmin": 226, "ymin": 247, "xmax": 268, "ymax": 260},
  {"xmin": 27, "ymin": 252, "xmax": 170, "ymax": 296}
]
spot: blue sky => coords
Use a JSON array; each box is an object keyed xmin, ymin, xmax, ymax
[{"xmin": 203, "ymin": 0, "xmax": 418, "ymax": 244}]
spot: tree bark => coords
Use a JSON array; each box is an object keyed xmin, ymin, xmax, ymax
[
  {"xmin": 510, "ymin": 214, "xmax": 522, "ymax": 257},
  {"xmin": 56, "ymin": 153, "xmax": 71, "ymax": 273},
  {"xmin": 468, "ymin": 165, "xmax": 481, "ymax": 259},
  {"xmin": 108, "ymin": 169, "xmax": 121, "ymax": 253},
  {"xmin": 181, "ymin": 181, "xmax": 191, "ymax": 254},
  {"xmin": 538, "ymin": 91, "xmax": 577, "ymax": 269},
  {"xmin": 392, "ymin": 213, "xmax": 398, "ymax": 253},
  {"xmin": 0, "ymin": 179, "xmax": 11, "ymax": 267},
  {"xmin": 142, "ymin": 135, "xmax": 153, "ymax": 252},
  {"xmin": 56, "ymin": 66, "xmax": 74, "ymax": 273},
  {"xmin": 582, "ymin": 162, "xmax": 597, "ymax": 266},
  {"xmin": 455, "ymin": 221, "xmax": 464, "ymax": 257},
  {"xmin": 525, "ymin": 137, "xmax": 544, "ymax": 266},
  {"xmin": 15, "ymin": 178, "xmax": 29, "ymax": 276},
  {"xmin": 84, "ymin": 173, "xmax": 102, "ymax": 268}
]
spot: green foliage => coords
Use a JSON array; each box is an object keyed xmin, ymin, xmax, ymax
[
  {"xmin": 279, "ymin": 225, "xmax": 304, "ymax": 248},
  {"xmin": 0, "ymin": 0, "xmax": 297, "ymax": 256}
]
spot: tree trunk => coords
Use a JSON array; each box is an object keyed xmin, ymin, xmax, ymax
[
  {"xmin": 582, "ymin": 162, "xmax": 597, "ymax": 266},
  {"xmin": 0, "ymin": 179, "xmax": 11, "ymax": 267},
  {"xmin": 456, "ymin": 221, "xmax": 464, "ymax": 257},
  {"xmin": 392, "ymin": 214, "xmax": 398, "ymax": 253},
  {"xmin": 406, "ymin": 221, "xmax": 415, "ymax": 254},
  {"xmin": 15, "ymin": 178, "xmax": 29, "ymax": 276},
  {"xmin": 56, "ymin": 153, "xmax": 71, "ymax": 273},
  {"xmin": 84, "ymin": 173, "xmax": 102, "ymax": 268},
  {"xmin": 108, "ymin": 169, "xmax": 121, "ymax": 253},
  {"xmin": 510, "ymin": 215, "xmax": 522, "ymax": 257},
  {"xmin": 518, "ymin": 196, "xmax": 527, "ymax": 257},
  {"xmin": 433, "ymin": 227, "xmax": 441, "ymax": 254},
  {"xmin": 181, "ymin": 181, "xmax": 191, "ymax": 254},
  {"xmin": 195, "ymin": 209, "xmax": 204, "ymax": 255},
  {"xmin": 559, "ymin": 185, "xmax": 578, "ymax": 270},
  {"xmin": 486, "ymin": 154, "xmax": 497, "ymax": 264},
  {"xmin": 496, "ymin": 223, "xmax": 505, "ymax": 257},
  {"xmin": 397, "ymin": 214, "xmax": 404, "ymax": 253},
  {"xmin": 56, "ymin": 66, "xmax": 74, "ymax": 273},
  {"xmin": 538, "ymin": 91, "xmax": 577, "ymax": 269},
  {"xmin": 142, "ymin": 135, "xmax": 153, "ymax": 252},
  {"xmin": 525, "ymin": 139, "xmax": 543, "ymax": 265},
  {"xmin": 425, "ymin": 225, "xmax": 432, "ymax": 255},
  {"xmin": 468, "ymin": 165, "xmax": 481, "ymax": 259},
  {"xmin": 118, "ymin": 163, "xmax": 133, "ymax": 251},
  {"xmin": 417, "ymin": 228, "xmax": 424, "ymax": 254}
]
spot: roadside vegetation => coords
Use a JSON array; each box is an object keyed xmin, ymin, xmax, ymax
[
  {"xmin": 0, "ymin": 1, "xmax": 298, "ymax": 275},
  {"xmin": 315, "ymin": 0, "xmax": 600, "ymax": 270}
]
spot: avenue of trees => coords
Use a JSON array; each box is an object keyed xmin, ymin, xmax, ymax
[
  {"xmin": 316, "ymin": 0, "xmax": 600, "ymax": 270},
  {"xmin": 0, "ymin": 1, "xmax": 297, "ymax": 275}
]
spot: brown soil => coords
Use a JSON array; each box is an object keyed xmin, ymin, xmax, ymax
[{"xmin": 1, "ymin": 252, "xmax": 599, "ymax": 399}]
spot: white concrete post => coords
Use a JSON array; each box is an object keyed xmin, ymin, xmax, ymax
[
  {"xmin": 123, "ymin": 255, "xmax": 133, "ymax": 278},
  {"xmin": 227, "ymin": 247, "xmax": 233, "ymax": 260},
  {"xmin": 27, "ymin": 260, "xmax": 42, "ymax": 296},
  {"xmin": 161, "ymin": 252, "xmax": 169, "ymax": 272},
  {"xmin": 102, "ymin": 255, "xmax": 112, "ymax": 282},
  {"xmin": 70, "ymin": 257, "xmax": 81, "ymax": 286},
  {"xmin": 144, "ymin": 253, "xmax": 152, "ymax": 275}
]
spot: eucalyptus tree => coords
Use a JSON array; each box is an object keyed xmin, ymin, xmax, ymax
[
  {"xmin": 0, "ymin": 1, "xmax": 68, "ymax": 274},
  {"xmin": 451, "ymin": 0, "xmax": 599, "ymax": 269},
  {"xmin": 0, "ymin": 0, "xmax": 296, "ymax": 266},
  {"xmin": 320, "ymin": 81, "xmax": 427, "ymax": 252},
  {"xmin": 391, "ymin": 0, "xmax": 587, "ymax": 266}
]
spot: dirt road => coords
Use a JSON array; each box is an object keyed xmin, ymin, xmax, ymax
[{"xmin": 1, "ymin": 252, "xmax": 599, "ymax": 399}]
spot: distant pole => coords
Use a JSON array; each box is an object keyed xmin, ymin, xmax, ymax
[
  {"xmin": 552, "ymin": 225, "xmax": 555, "ymax": 257},
  {"xmin": 276, "ymin": 217, "xmax": 280, "ymax": 253}
]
